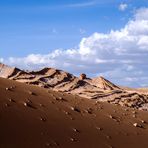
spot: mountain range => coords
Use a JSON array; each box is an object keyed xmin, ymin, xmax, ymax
[{"xmin": 0, "ymin": 63, "xmax": 148, "ymax": 110}]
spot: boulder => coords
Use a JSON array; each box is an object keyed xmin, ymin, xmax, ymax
[{"xmin": 79, "ymin": 73, "xmax": 86, "ymax": 80}]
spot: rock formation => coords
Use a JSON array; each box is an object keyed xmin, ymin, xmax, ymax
[
  {"xmin": 0, "ymin": 63, "xmax": 148, "ymax": 110},
  {"xmin": 79, "ymin": 73, "xmax": 87, "ymax": 80}
]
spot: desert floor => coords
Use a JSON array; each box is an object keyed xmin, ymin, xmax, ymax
[{"xmin": 0, "ymin": 78, "xmax": 148, "ymax": 148}]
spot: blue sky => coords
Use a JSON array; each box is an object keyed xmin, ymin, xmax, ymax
[
  {"xmin": 0, "ymin": 0, "xmax": 146, "ymax": 57},
  {"xmin": 0, "ymin": 0, "xmax": 148, "ymax": 87}
]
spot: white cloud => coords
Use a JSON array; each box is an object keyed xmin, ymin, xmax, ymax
[
  {"xmin": 65, "ymin": 1, "xmax": 97, "ymax": 8},
  {"xmin": 3, "ymin": 8, "xmax": 148, "ymax": 87},
  {"xmin": 119, "ymin": 3, "xmax": 128, "ymax": 11},
  {"xmin": 0, "ymin": 58, "xmax": 4, "ymax": 63}
]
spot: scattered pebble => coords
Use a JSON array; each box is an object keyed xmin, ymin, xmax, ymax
[
  {"xmin": 96, "ymin": 127, "xmax": 103, "ymax": 131},
  {"xmin": 70, "ymin": 117, "xmax": 75, "ymax": 120},
  {"xmin": 46, "ymin": 143, "xmax": 50, "ymax": 147},
  {"xmin": 40, "ymin": 117, "xmax": 46, "ymax": 122},
  {"xmin": 10, "ymin": 86, "xmax": 16, "ymax": 89},
  {"xmin": 97, "ymin": 106, "xmax": 103, "ymax": 110},
  {"xmin": 106, "ymin": 135, "xmax": 111, "ymax": 139},
  {"xmin": 72, "ymin": 128, "xmax": 80, "ymax": 133},
  {"xmin": 54, "ymin": 97, "xmax": 67, "ymax": 102},
  {"xmin": 8, "ymin": 98, "xmax": 15, "ymax": 103},
  {"xmin": 141, "ymin": 120, "xmax": 146, "ymax": 124},
  {"xmin": 133, "ymin": 123, "xmax": 143, "ymax": 128},
  {"xmin": 39, "ymin": 103, "xmax": 45, "ymax": 107},
  {"xmin": 23, "ymin": 102, "xmax": 36, "ymax": 109},
  {"xmin": 109, "ymin": 115, "xmax": 115, "ymax": 119},
  {"xmin": 95, "ymin": 100, "xmax": 100, "ymax": 104},
  {"xmin": 48, "ymin": 141, "xmax": 59, "ymax": 147},
  {"xmin": 71, "ymin": 106, "xmax": 81, "ymax": 113},
  {"xmin": 133, "ymin": 123, "xmax": 138, "ymax": 127},
  {"xmin": 5, "ymin": 87, "xmax": 11, "ymax": 91},
  {"xmin": 85, "ymin": 108, "xmax": 93, "ymax": 114},
  {"xmin": 63, "ymin": 110, "xmax": 71, "ymax": 115},
  {"xmin": 5, "ymin": 103, "xmax": 10, "ymax": 107},
  {"xmin": 28, "ymin": 91, "xmax": 36, "ymax": 96},
  {"xmin": 70, "ymin": 138, "xmax": 77, "ymax": 142},
  {"xmin": 26, "ymin": 99, "xmax": 32, "ymax": 103},
  {"xmin": 58, "ymin": 97, "xmax": 67, "ymax": 101},
  {"xmin": 23, "ymin": 102, "xmax": 28, "ymax": 107},
  {"xmin": 50, "ymin": 101, "xmax": 55, "ymax": 104},
  {"xmin": 113, "ymin": 110, "xmax": 116, "ymax": 113},
  {"xmin": 132, "ymin": 111, "xmax": 137, "ymax": 114},
  {"xmin": 53, "ymin": 141, "xmax": 59, "ymax": 146}
]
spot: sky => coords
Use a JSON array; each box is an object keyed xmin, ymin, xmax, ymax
[{"xmin": 0, "ymin": 0, "xmax": 148, "ymax": 87}]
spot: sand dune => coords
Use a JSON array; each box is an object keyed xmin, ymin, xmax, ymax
[{"xmin": 0, "ymin": 77, "xmax": 148, "ymax": 148}]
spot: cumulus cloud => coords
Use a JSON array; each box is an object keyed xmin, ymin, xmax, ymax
[
  {"xmin": 119, "ymin": 3, "xmax": 128, "ymax": 11},
  {"xmin": 3, "ymin": 8, "xmax": 148, "ymax": 87}
]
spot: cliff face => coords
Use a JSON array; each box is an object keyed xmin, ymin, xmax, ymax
[
  {"xmin": 0, "ymin": 63, "xmax": 27, "ymax": 79},
  {"xmin": 0, "ymin": 63, "xmax": 148, "ymax": 110},
  {"xmin": 0, "ymin": 63, "xmax": 20, "ymax": 78}
]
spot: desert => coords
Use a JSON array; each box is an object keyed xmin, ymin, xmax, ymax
[
  {"xmin": 0, "ymin": 64, "xmax": 148, "ymax": 148},
  {"xmin": 1, "ymin": 1, "xmax": 148, "ymax": 147}
]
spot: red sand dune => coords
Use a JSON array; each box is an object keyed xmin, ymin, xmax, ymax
[{"xmin": 0, "ymin": 77, "xmax": 148, "ymax": 148}]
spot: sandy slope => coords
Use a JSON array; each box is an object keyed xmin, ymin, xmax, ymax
[{"xmin": 0, "ymin": 77, "xmax": 148, "ymax": 148}]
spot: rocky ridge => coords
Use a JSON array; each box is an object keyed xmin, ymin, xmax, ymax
[{"xmin": 0, "ymin": 63, "xmax": 148, "ymax": 110}]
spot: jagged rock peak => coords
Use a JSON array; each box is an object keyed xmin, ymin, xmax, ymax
[
  {"xmin": 79, "ymin": 73, "xmax": 87, "ymax": 80},
  {"xmin": 92, "ymin": 76, "xmax": 120, "ymax": 90},
  {"xmin": 0, "ymin": 63, "xmax": 20, "ymax": 78}
]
